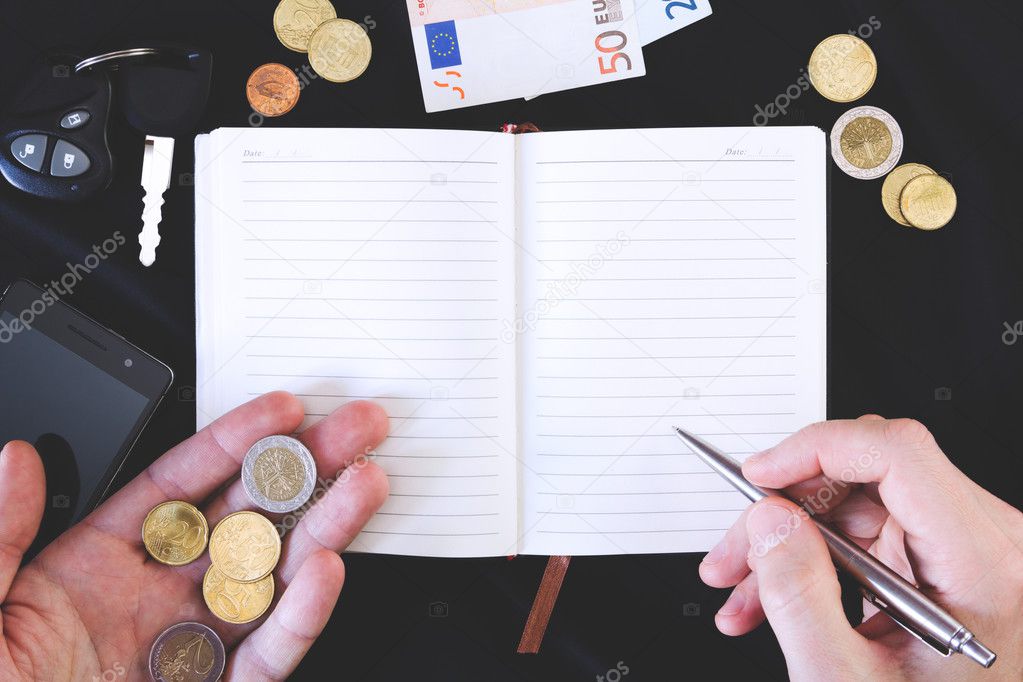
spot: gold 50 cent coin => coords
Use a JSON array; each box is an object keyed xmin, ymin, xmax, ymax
[
  {"xmin": 273, "ymin": 0, "xmax": 337, "ymax": 53},
  {"xmin": 203, "ymin": 565, "xmax": 275, "ymax": 624},
  {"xmin": 808, "ymin": 34, "xmax": 877, "ymax": 103},
  {"xmin": 900, "ymin": 174, "xmax": 957, "ymax": 230},
  {"xmin": 881, "ymin": 163, "xmax": 936, "ymax": 225},
  {"xmin": 208, "ymin": 511, "xmax": 281, "ymax": 583},
  {"xmin": 308, "ymin": 18, "xmax": 372, "ymax": 83},
  {"xmin": 142, "ymin": 501, "xmax": 209, "ymax": 566},
  {"xmin": 247, "ymin": 63, "xmax": 301, "ymax": 117}
]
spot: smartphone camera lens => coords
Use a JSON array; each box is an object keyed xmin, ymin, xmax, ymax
[{"xmin": 124, "ymin": 359, "xmax": 133, "ymax": 368}]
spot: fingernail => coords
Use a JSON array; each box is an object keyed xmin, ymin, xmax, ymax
[
  {"xmin": 702, "ymin": 540, "xmax": 726, "ymax": 566},
  {"xmin": 745, "ymin": 502, "xmax": 800, "ymax": 556},
  {"xmin": 718, "ymin": 588, "xmax": 746, "ymax": 617}
]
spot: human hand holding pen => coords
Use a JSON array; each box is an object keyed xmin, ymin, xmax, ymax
[{"xmin": 699, "ymin": 416, "xmax": 1023, "ymax": 680}]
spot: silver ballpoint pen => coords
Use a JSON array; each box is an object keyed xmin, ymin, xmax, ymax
[{"xmin": 673, "ymin": 426, "xmax": 997, "ymax": 668}]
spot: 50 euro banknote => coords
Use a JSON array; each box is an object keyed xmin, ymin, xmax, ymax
[{"xmin": 408, "ymin": 0, "xmax": 646, "ymax": 112}]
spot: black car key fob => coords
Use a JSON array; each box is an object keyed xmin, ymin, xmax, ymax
[
  {"xmin": 114, "ymin": 44, "xmax": 212, "ymax": 137},
  {"xmin": 0, "ymin": 52, "xmax": 114, "ymax": 202}
]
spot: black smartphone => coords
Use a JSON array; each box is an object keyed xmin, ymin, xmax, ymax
[{"xmin": 0, "ymin": 279, "xmax": 173, "ymax": 553}]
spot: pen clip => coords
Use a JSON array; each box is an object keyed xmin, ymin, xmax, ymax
[{"xmin": 859, "ymin": 588, "xmax": 951, "ymax": 657}]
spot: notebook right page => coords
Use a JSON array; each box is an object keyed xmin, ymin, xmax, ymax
[{"xmin": 516, "ymin": 127, "xmax": 826, "ymax": 556}]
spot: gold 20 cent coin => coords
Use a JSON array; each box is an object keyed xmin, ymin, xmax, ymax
[
  {"xmin": 308, "ymin": 18, "xmax": 372, "ymax": 83},
  {"xmin": 203, "ymin": 565, "xmax": 275, "ymax": 624},
  {"xmin": 808, "ymin": 34, "xmax": 877, "ymax": 103},
  {"xmin": 273, "ymin": 0, "xmax": 337, "ymax": 53},
  {"xmin": 882, "ymin": 163, "xmax": 936, "ymax": 226},
  {"xmin": 208, "ymin": 511, "xmax": 281, "ymax": 583},
  {"xmin": 900, "ymin": 174, "xmax": 957, "ymax": 231},
  {"xmin": 142, "ymin": 501, "xmax": 209, "ymax": 566}
]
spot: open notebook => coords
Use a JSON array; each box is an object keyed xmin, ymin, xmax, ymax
[{"xmin": 195, "ymin": 126, "xmax": 827, "ymax": 558}]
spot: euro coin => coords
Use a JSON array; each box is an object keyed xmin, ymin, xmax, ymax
[
  {"xmin": 208, "ymin": 511, "xmax": 281, "ymax": 583},
  {"xmin": 242, "ymin": 435, "xmax": 317, "ymax": 514},
  {"xmin": 246, "ymin": 63, "xmax": 301, "ymax": 117},
  {"xmin": 830, "ymin": 106, "xmax": 903, "ymax": 180},
  {"xmin": 203, "ymin": 565, "xmax": 275, "ymax": 624},
  {"xmin": 900, "ymin": 174, "xmax": 957, "ymax": 230},
  {"xmin": 881, "ymin": 163, "xmax": 935, "ymax": 225},
  {"xmin": 308, "ymin": 18, "xmax": 372, "ymax": 83},
  {"xmin": 808, "ymin": 34, "xmax": 877, "ymax": 103},
  {"xmin": 273, "ymin": 0, "xmax": 337, "ymax": 53},
  {"xmin": 149, "ymin": 621, "xmax": 225, "ymax": 682},
  {"xmin": 142, "ymin": 501, "xmax": 208, "ymax": 566}
]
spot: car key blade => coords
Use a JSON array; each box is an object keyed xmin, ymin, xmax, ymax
[{"xmin": 139, "ymin": 135, "xmax": 173, "ymax": 267}]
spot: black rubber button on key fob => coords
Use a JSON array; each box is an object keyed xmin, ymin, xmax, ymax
[{"xmin": 0, "ymin": 51, "xmax": 114, "ymax": 201}]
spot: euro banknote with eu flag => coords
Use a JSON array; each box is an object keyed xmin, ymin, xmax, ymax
[{"xmin": 406, "ymin": 0, "xmax": 646, "ymax": 112}]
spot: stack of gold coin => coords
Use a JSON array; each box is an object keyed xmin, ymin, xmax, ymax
[
  {"xmin": 143, "ymin": 502, "xmax": 281, "ymax": 625},
  {"xmin": 272, "ymin": 0, "xmax": 372, "ymax": 83},
  {"xmin": 808, "ymin": 33, "xmax": 958, "ymax": 230},
  {"xmin": 881, "ymin": 164, "xmax": 957, "ymax": 230},
  {"xmin": 204, "ymin": 511, "xmax": 281, "ymax": 624}
]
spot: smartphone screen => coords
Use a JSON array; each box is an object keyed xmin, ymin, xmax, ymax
[{"xmin": 0, "ymin": 280, "xmax": 173, "ymax": 552}]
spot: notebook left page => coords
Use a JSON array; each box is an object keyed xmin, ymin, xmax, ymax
[{"xmin": 195, "ymin": 128, "xmax": 519, "ymax": 558}]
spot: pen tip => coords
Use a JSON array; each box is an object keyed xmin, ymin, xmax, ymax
[{"xmin": 961, "ymin": 638, "xmax": 997, "ymax": 668}]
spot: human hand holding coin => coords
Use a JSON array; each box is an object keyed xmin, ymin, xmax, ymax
[{"xmin": 0, "ymin": 391, "xmax": 389, "ymax": 681}]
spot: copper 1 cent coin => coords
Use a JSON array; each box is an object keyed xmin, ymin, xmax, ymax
[{"xmin": 246, "ymin": 63, "xmax": 301, "ymax": 117}]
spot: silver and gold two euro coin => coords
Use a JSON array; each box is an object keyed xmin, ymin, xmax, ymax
[{"xmin": 242, "ymin": 435, "xmax": 317, "ymax": 514}]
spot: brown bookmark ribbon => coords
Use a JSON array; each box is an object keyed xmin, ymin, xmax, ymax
[
  {"xmin": 500, "ymin": 121, "xmax": 568, "ymax": 656},
  {"xmin": 517, "ymin": 555, "xmax": 571, "ymax": 654}
]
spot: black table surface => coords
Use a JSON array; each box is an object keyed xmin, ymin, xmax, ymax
[{"xmin": 2, "ymin": 1, "xmax": 1022, "ymax": 679}]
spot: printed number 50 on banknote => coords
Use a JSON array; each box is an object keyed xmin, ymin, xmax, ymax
[{"xmin": 407, "ymin": 0, "xmax": 646, "ymax": 112}]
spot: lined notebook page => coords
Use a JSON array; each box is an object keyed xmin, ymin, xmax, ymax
[
  {"xmin": 195, "ymin": 128, "xmax": 519, "ymax": 557},
  {"xmin": 516, "ymin": 127, "xmax": 826, "ymax": 556}
]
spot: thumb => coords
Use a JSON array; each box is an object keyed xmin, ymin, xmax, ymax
[
  {"xmin": 0, "ymin": 441, "xmax": 45, "ymax": 602},
  {"xmin": 745, "ymin": 499, "xmax": 867, "ymax": 679}
]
